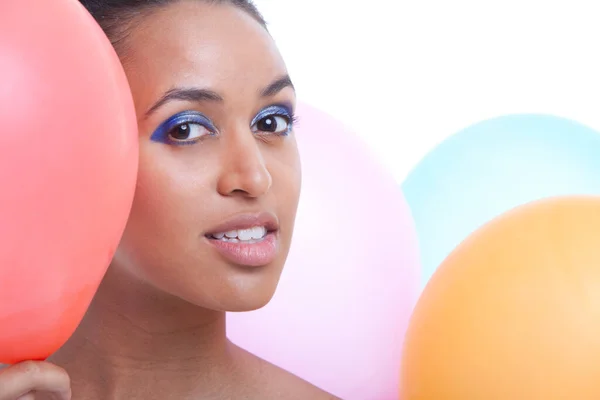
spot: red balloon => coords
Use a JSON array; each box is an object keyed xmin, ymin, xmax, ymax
[{"xmin": 0, "ymin": 0, "xmax": 138, "ymax": 363}]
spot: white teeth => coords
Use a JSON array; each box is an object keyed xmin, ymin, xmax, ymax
[
  {"xmin": 250, "ymin": 226, "xmax": 266, "ymax": 239},
  {"xmin": 238, "ymin": 228, "xmax": 253, "ymax": 241},
  {"xmin": 211, "ymin": 226, "xmax": 267, "ymax": 242}
]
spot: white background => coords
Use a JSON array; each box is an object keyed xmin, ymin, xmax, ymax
[{"xmin": 254, "ymin": 0, "xmax": 600, "ymax": 183}]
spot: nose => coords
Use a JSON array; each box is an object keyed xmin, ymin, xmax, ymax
[{"xmin": 216, "ymin": 129, "xmax": 272, "ymax": 198}]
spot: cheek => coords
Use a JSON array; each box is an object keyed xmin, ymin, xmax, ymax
[{"xmin": 125, "ymin": 147, "xmax": 215, "ymax": 244}]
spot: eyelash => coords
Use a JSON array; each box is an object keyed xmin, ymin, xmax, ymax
[
  {"xmin": 150, "ymin": 105, "xmax": 297, "ymax": 146},
  {"xmin": 150, "ymin": 111, "xmax": 216, "ymax": 146},
  {"xmin": 250, "ymin": 105, "xmax": 297, "ymax": 137}
]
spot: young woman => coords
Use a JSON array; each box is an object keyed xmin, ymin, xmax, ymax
[{"xmin": 0, "ymin": 1, "xmax": 339, "ymax": 398}]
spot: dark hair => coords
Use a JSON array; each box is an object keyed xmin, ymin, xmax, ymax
[{"xmin": 80, "ymin": 0, "xmax": 267, "ymax": 54}]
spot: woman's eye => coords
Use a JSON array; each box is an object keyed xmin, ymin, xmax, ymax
[
  {"xmin": 168, "ymin": 123, "xmax": 210, "ymax": 143},
  {"xmin": 151, "ymin": 111, "xmax": 215, "ymax": 145},
  {"xmin": 252, "ymin": 115, "xmax": 290, "ymax": 135}
]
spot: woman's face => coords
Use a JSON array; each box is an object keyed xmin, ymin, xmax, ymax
[{"xmin": 111, "ymin": 1, "xmax": 301, "ymax": 312}]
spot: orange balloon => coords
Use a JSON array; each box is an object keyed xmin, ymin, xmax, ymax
[
  {"xmin": 0, "ymin": 0, "xmax": 137, "ymax": 363},
  {"xmin": 400, "ymin": 196, "xmax": 600, "ymax": 399}
]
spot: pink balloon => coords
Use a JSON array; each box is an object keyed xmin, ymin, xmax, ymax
[{"xmin": 227, "ymin": 103, "xmax": 420, "ymax": 399}]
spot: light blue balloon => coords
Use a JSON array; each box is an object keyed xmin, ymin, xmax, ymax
[{"xmin": 402, "ymin": 114, "xmax": 600, "ymax": 286}]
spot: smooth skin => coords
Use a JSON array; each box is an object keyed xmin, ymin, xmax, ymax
[{"xmin": 0, "ymin": 2, "xmax": 339, "ymax": 399}]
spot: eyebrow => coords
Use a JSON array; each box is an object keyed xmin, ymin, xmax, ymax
[
  {"xmin": 261, "ymin": 75, "xmax": 295, "ymax": 97},
  {"xmin": 144, "ymin": 88, "xmax": 223, "ymax": 117},
  {"xmin": 144, "ymin": 74, "xmax": 295, "ymax": 118}
]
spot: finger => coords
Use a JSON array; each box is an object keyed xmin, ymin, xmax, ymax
[{"xmin": 0, "ymin": 361, "xmax": 71, "ymax": 400}]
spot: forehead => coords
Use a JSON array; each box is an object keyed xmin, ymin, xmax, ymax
[{"xmin": 123, "ymin": 1, "xmax": 288, "ymax": 112}]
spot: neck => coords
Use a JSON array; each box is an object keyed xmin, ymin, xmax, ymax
[{"xmin": 51, "ymin": 266, "xmax": 237, "ymax": 399}]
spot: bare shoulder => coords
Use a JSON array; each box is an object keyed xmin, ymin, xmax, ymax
[
  {"xmin": 258, "ymin": 359, "xmax": 340, "ymax": 400},
  {"xmin": 235, "ymin": 346, "xmax": 341, "ymax": 400}
]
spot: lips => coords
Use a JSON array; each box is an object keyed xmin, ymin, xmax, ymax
[
  {"xmin": 205, "ymin": 211, "xmax": 279, "ymax": 238},
  {"xmin": 204, "ymin": 212, "xmax": 280, "ymax": 267},
  {"xmin": 209, "ymin": 226, "xmax": 268, "ymax": 242}
]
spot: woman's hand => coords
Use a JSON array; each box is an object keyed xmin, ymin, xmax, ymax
[{"xmin": 0, "ymin": 361, "xmax": 71, "ymax": 400}]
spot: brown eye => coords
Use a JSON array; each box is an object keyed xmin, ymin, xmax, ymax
[
  {"xmin": 168, "ymin": 123, "xmax": 210, "ymax": 142},
  {"xmin": 253, "ymin": 115, "xmax": 290, "ymax": 135}
]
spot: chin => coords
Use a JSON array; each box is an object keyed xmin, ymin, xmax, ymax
[
  {"xmin": 171, "ymin": 265, "xmax": 284, "ymax": 313},
  {"xmin": 192, "ymin": 293, "xmax": 277, "ymax": 313},
  {"xmin": 115, "ymin": 241, "xmax": 289, "ymax": 314},
  {"xmin": 211, "ymin": 279, "xmax": 281, "ymax": 313},
  {"xmin": 223, "ymin": 298, "xmax": 273, "ymax": 313}
]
